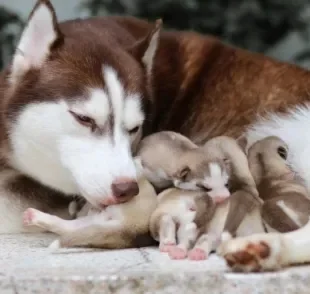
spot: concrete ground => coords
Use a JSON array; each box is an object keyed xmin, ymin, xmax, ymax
[{"xmin": 1, "ymin": 233, "xmax": 309, "ymax": 293}]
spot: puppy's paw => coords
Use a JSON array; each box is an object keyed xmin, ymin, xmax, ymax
[
  {"xmin": 188, "ymin": 248, "xmax": 207, "ymax": 260},
  {"xmin": 159, "ymin": 242, "xmax": 176, "ymax": 253},
  {"xmin": 168, "ymin": 247, "xmax": 187, "ymax": 259},
  {"xmin": 23, "ymin": 208, "xmax": 40, "ymax": 226}
]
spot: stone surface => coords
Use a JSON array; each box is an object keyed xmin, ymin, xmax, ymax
[{"xmin": 0, "ymin": 233, "xmax": 310, "ymax": 293}]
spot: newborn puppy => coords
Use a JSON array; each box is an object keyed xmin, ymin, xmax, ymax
[
  {"xmin": 217, "ymin": 137, "xmax": 310, "ymax": 272},
  {"xmin": 149, "ymin": 188, "xmax": 215, "ymax": 259},
  {"xmin": 248, "ymin": 136, "xmax": 310, "ymax": 232},
  {"xmin": 186, "ymin": 136, "xmax": 262, "ymax": 260},
  {"xmin": 201, "ymin": 136, "xmax": 261, "ymax": 234},
  {"xmin": 23, "ymin": 169, "xmax": 158, "ymax": 249},
  {"xmin": 136, "ymin": 131, "xmax": 231, "ymax": 203}
]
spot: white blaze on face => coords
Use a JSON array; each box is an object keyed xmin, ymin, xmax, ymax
[
  {"xmin": 58, "ymin": 67, "xmax": 145, "ymax": 207},
  {"xmin": 10, "ymin": 66, "xmax": 145, "ymax": 209},
  {"xmin": 204, "ymin": 163, "xmax": 230, "ymax": 203}
]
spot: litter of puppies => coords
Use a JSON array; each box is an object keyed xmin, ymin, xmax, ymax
[{"xmin": 23, "ymin": 131, "xmax": 310, "ymax": 272}]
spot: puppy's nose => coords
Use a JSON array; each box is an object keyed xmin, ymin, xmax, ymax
[
  {"xmin": 213, "ymin": 195, "xmax": 230, "ymax": 204},
  {"xmin": 111, "ymin": 180, "xmax": 139, "ymax": 199}
]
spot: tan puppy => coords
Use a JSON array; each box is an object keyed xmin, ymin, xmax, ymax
[
  {"xmin": 149, "ymin": 188, "xmax": 215, "ymax": 259},
  {"xmin": 136, "ymin": 131, "xmax": 231, "ymax": 203},
  {"xmin": 23, "ymin": 171, "xmax": 158, "ymax": 249},
  {"xmin": 217, "ymin": 136, "xmax": 310, "ymax": 272},
  {"xmin": 187, "ymin": 136, "xmax": 262, "ymax": 260},
  {"xmin": 148, "ymin": 135, "xmax": 260, "ymax": 260},
  {"xmin": 248, "ymin": 136, "xmax": 310, "ymax": 232}
]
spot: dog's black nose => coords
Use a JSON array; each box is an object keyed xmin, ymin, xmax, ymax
[{"xmin": 111, "ymin": 180, "xmax": 139, "ymax": 199}]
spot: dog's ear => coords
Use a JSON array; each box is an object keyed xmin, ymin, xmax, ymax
[
  {"xmin": 175, "ymin": 166, "xmax": 191, "ymax": 181},
  {"xmin": 10, "ymin": 0, "xmax": 63, "ymax": 84},
  {"xmin": 223, "ymin": 157, "xmax": 231, "ymax": 170},
  {"xmin": 128, "ymin": 19, "xmax": 162, "ymax": 75}
]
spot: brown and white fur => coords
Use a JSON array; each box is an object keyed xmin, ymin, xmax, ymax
[
  {"xmin": 2, "ymin": 0, "xmax": 310, "ymax": 246},
  {"xmin": 136, "ymin": 131, "xmax": 231, "ymax": 201},
  {"xmin": 149, "ymin": 188, "xmax": 215, "ymax": 259},
  {"xmin": 249, "ymin": 136, "xmax": 310, "ymax": 232},
  {"xmin": 23, "ymin": 169, "xmax": 158, "ymax": 249},
  {"xmin": 0, "ymin": 1, "xmax": 162, "ymax": 233},
  {"xmin": 217, "ymin": 136, "xmax": 310, "ymax": 272},
  {"xmin": 186, "ymin": 136, "xmax": 262, "ymax": 260}
]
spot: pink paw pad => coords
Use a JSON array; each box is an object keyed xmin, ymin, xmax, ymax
[
  {"xmin": 23, "ymin": 208, "xmax": 37, "ymax": 226},
  {"xmin": 168, "ymin": 247, "xmax": 187, "ymax": 259},
  {"xmin": 159, "ymin": 242, "xmax": 176, "ymax": 252},
  {"xmin": 188, "ymin": 248, "xmax": 207, "ymax": 260}
]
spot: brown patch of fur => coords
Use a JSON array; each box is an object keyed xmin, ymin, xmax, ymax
[{"xmin": 248, "ymin": 136, "xmax": 310, "ymax": 232}]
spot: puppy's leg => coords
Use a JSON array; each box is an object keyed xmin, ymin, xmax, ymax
[
  {"xmin": 169, "ymin": 222, "xmax": 198, "ymax": 259},
  {"xmin": 188, "ymin": 200, "xmax": 230, "ymax": 260},
  {"xmin": 261, "ymin": 195, "xmax": 309, "ymax": 233},
  {"xmin": 188, "ymin": 233, "xmax": 211, "ymax": 260},
  {"xmin": 217, "ymin": 217, "xmax": 310, "ymax": 272},
  {"xmin": 0, "ymin": 170, "xmax": 71, "ymax": 233},
  {"xmin": 23, "ymin": 208, "xmax": 110, "ymax": 235},
  {"xmin": 236, "ymin": 206, "xmax": 265, "ymax": 237},
  {"xmin": 158, "ymin": 214, "xmax": 177, "ymax": 252}
]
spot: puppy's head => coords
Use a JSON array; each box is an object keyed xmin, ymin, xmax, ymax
[{"xmin": 173, "ymin": 150, "xmax": 231, "ymax": 203}]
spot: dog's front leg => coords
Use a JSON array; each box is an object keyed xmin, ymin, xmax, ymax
[{"xmin": 217, "ymin": 217, "xmax": 310, "ymax": 272}]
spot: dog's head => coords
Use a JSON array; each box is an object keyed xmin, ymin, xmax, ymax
[{"xmin": 5, "ymin": 0, "xmax": 161, "ymax": 208}]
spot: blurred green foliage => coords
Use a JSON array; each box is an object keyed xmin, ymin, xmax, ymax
[
  {"xmin": 0, "ymin": 6, "xmax": 23, "ymax": 68},
  {"xmin": 81, "ymin": 0, "xmax": 310, "ymax": 54}
]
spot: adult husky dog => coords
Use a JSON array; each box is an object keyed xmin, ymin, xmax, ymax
[{"xmin": 1, "ymin": 0, "xmax": 310, "ymax": 249}]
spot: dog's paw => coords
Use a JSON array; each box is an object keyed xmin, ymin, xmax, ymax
[
  {"xmin": 23, "ymin": 208, "xmax": 40, "ymax": 226},
  {"xmin": 168, "ymin": 247, "xmax": 187, "ymax": 259},
  {"xmin": 217, "ymin": 234, "xmax": 284, "ymax": 272},
  {"xmin": 188, "ymin": 248, "xmax": 207, "ymax": 260}
]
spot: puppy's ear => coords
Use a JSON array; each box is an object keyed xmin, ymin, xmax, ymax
[
  {"xmin": 176, "ymin": 166, "xmax": 191, "ymax": 180},
  {"xmin": 223, "ymin": 157, "xmax": 231, "ymax": 169},
  {"xmin": 133, "ymin": 156, "xmax": 144, "ymax": 177},
  {"xmin": 128, "ymin": 19, "xmax": 162, "ymax": 74},
  {"xmin": 277, "ymin": 146, "xmax": 288, "ymax": 160},
  {"xmin": 236, "ymin": 135, "xmax": 248, "ymax": 154}
]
